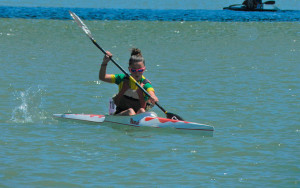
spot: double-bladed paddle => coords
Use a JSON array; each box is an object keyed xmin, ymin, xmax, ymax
[{"xmin": 69, "ymin": 11, "xmax": 184, "ymax": 121}]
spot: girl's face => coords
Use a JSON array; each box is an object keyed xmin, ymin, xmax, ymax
[{"xmin": 129, "ymin": 61, "xmax": 145, "ymax": 81}]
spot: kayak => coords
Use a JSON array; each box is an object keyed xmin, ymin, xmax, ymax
[
  {"xmin": 53, "ymin": 112, "xmax": 214, "ymax": 136},
  {"xmin": 223, "ymin": 5, "xmax": 278, "ymax": 12}
]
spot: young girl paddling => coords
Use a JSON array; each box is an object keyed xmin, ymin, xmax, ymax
[{"xmin": 99, "ymin": 48, "xmax": 159, "ymax": 116}]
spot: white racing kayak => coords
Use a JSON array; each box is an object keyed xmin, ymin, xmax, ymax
[{"xmin": 53, "ymin": 112, "xmax": 214, "ymax": 136}]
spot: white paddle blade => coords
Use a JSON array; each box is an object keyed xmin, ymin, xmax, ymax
[{"xmin": 69, "ymin": 11, "xmax": 93, "ymax": 38}]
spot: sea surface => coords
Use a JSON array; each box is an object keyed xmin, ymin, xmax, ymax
[{"xmin": 0, "ymin": 5, "xmax": 300, "ymax": 188}]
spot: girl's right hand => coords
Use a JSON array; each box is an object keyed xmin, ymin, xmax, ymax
[{"xmin": 102, "ymin": 51, "xmax": 112, "ymax": 64}]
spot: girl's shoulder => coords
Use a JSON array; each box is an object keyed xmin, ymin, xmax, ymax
[
  {"xmin": 141, "ymin": 76, "xmax": 153, "ymax": 89},
  {"xmin": 141, "ymin": 76, "xmax": 151, "ymax": 84},
  {"xmin": 114, "ymin": 74, "xmax": 127, "ymax": 84}
]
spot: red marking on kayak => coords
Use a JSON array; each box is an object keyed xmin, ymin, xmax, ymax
[
  {"xmin": 73, "ymin": 114, "xmax": 104, "ymax": 118},
  {"xmin": 144, "ymin": 117, "xmax": 189, "ymax": 124},
  {"xmin": 88, "ymin": 114, "xmax": 105, "ymax": 118}
]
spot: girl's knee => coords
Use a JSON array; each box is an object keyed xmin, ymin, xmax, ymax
[
  {"xmin": 128, "ymin": 108, "xmax": 136, "ymax": 116},
  {"xmin": 137, "ymin": 108, "xmax": 145, "ymax": 114}
]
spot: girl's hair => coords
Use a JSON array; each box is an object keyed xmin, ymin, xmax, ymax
[{"xmin": 129, "ymin": 48, "xmax": 145, "ymax": 66}]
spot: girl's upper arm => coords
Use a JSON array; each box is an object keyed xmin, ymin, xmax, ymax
[{"xmin": 102, "ymin": 74, "xmax": 115, "ymax": 83}]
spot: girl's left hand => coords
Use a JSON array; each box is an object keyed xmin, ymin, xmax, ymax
[{"xmin": 149, "ymin": 95, "xmax": 159, "ymax": 104}]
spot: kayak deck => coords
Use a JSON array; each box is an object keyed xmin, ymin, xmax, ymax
[{"xmin": 53, "ymin": 113, "xmax": 105, "ymax": 123}]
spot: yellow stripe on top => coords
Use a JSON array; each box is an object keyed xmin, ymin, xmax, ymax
[
  {"xmin": 112, "ymin": 74, "xmax": 154, "ymax": 94},
  {"xmin": 129, "ymin": 76, "xmax": 138, "ymax": 90},
  {"xmin": 128, "ymin": 76, "xmax": 147, "ymax": 90},
  {"xmin": 146, "ymin": 87, "xmax": 155, "ymax": 93},
  {"xmin": 111, "ymin": 75, "xmax": 116, "ymax": 83}
]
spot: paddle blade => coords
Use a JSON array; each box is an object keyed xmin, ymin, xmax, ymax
[
  {"xmin": 69, "ymin": 11, "xmax": 93, "ymax": 38},
  {"xmin": 166, "ymin": 112, "xmax": 184, "ymax": 121},
  {"xmin": 263, "ymin": 1, "xmax": 275, "ymax": 5}
]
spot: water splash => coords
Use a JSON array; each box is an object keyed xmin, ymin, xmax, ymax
[{"xmin": 10, "ymin": 86, "xmax": 47, "ymax": 123}]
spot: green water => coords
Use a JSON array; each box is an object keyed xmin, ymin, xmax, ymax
[{"xmin": 1, "ymin": 18, "xmax": 299, "ymax": 187}]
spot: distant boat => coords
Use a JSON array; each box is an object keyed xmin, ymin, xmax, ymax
[
  {"xmin": 223, "ymin": 4, "xmax": 279, "ymax": 12},
  {"xmin": 223, "ymin": 1, "xmax": 279, "ymax": 12}
]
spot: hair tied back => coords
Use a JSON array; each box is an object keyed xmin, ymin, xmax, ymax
[
  {"xmin": 129, "ymin": 48, "xmax": 145, "ymax": 65},
  {"xmin": 131, "ymin": 48, "xmax": 142, "ymax": 57}
]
